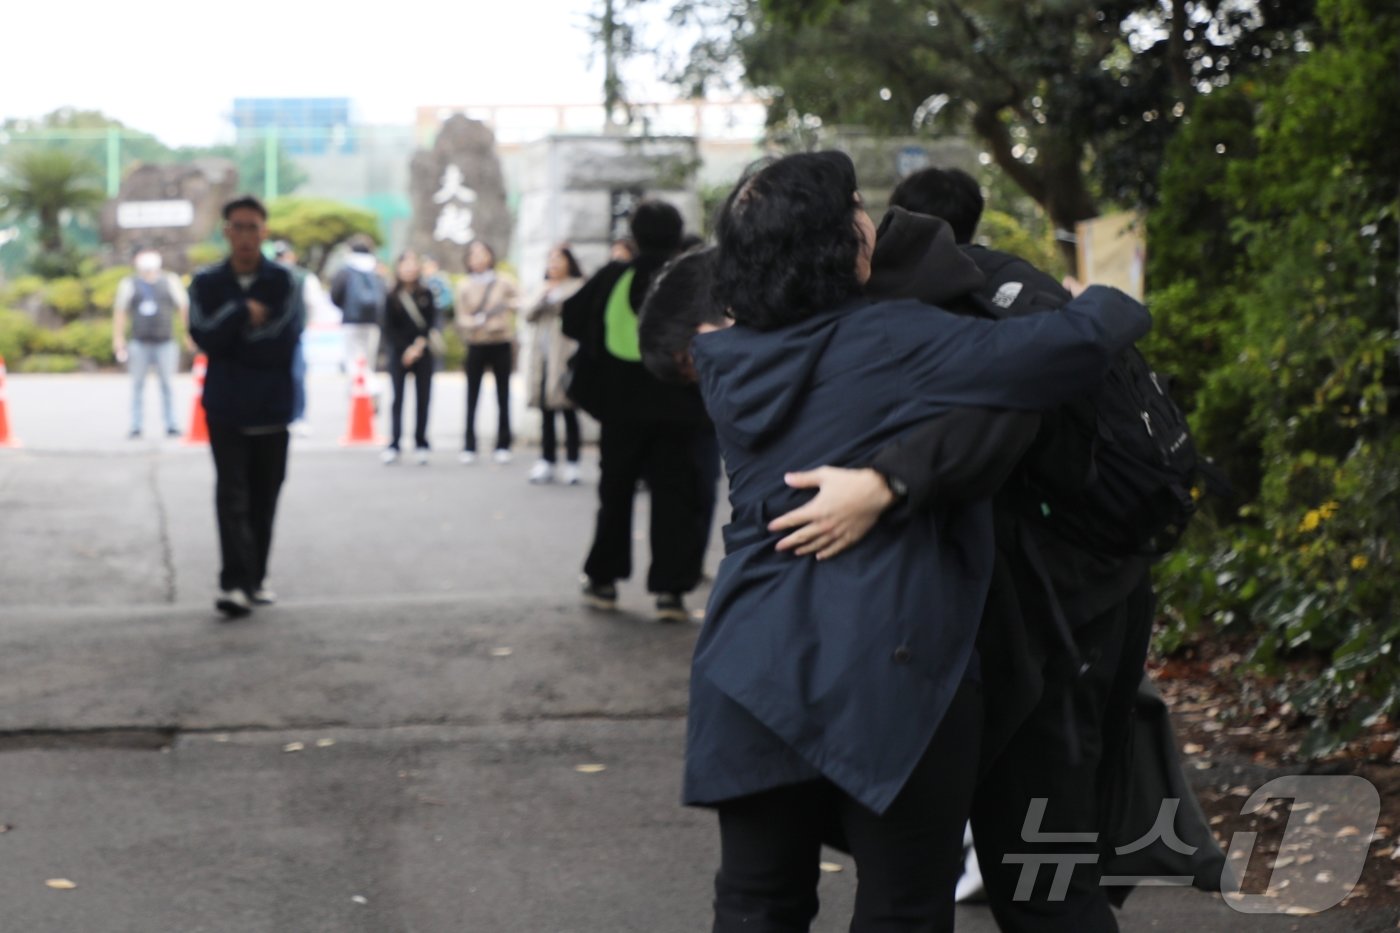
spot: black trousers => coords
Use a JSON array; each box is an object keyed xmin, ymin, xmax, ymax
[
  {"xmin": 583, "ymin": 419, "xmax": 705, "ymax": 594},
  {"xmin": 207, "ymin": 420, "xmax": 289, "ymax": 594},
  {"xmin": 539, "ymin": 373, "xmax": 580, "ymax": 463},
  {"xmin": 388, "ymin": 350, "xmax": 433, "ymax": 450},
  {"xmin": 970, "ymin": 579, "xmax": 1154, "ymax": 933},
  {"xmin": 713, "ymin": 679, "xmax": 983, "ymax": 933},
  {"xmin": 464, "ymin": 342, "xmax": 512, "ymax": 452}
]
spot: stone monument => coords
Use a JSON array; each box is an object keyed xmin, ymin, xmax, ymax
[
  {"xmin": 514, "ymin": 134, "xmax": 701, "ymax": 286},
  {"xmin": 101, "ymin": 159, "xmax": 239, "ymax": 273},
  {"xmin": 407, "ymin": 115, "xmax": 512, "ymax": 274}
]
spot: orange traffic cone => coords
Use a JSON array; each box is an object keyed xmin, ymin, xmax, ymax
[
  {"xmin": 182, "ymin": 354, "xmax": 210, "ymax": 446},
  {"xmin": 0, "ymin": 355, "xmax": 21, "ymax": 448},
  {"xmin": 340, "ymin": 354, "xmax": 383, "ymax": 446}
]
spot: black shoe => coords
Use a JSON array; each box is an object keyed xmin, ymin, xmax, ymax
[
  {"xmin": 655, "ymin": 593, "xmax": 688, "ymax": 623},
  {"xmin": 166, "ymin": 427, "xmax": 181, "ymax": 438},
  {"xmin": 128, "ymin": 429, "xmax": 141, "ymax": 440},
  {"xmin": 582, "ymin": 579, "xmax": 618, "ymax": 611}
]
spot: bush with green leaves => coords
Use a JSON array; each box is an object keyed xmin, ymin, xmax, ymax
[
  {"xmin": 41, "ymin": 277, "xmax": 88, "ymax": 320},
  {"xmin": 0, "ymin": 308, "xmax": 40, "ymax": 363},
  {"xmin": 1149, "ymin": 0, "xmax": 1400, "ymax": 750}
]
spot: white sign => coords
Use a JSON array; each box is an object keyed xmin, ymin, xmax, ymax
[{"xmin": 117, "ymin": 200, "xmax": 195, "ymax": 230}]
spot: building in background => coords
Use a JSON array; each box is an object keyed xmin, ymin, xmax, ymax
[{"xmin": 232, "ymin": 98, "xmax": 356, "ymax": 156}]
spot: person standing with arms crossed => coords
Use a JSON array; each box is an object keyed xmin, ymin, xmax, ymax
[{"xmin": 188, "ymin": 196, "xmax": 305, "ymax": 618}]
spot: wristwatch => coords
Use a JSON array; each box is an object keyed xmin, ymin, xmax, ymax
[{"xmin": 874, "ymin": 467, "xmax": 910, "ymax": 508}]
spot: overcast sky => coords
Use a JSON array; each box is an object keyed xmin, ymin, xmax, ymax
[{"xmin": 3, "ymin": 0, "xmax": 678, "ymax": 146}]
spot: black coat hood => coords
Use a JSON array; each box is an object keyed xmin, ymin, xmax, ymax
[{"xmin": 868, "ymin": 207, "xmax": 986, "ymax": 309}]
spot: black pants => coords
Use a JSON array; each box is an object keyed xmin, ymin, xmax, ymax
[
  {"xmin": 207, "ymin": 420, "xmax": 289, "ymax": 595},
  {"xmin": 583, "ymin": 419, "xmax": 705, "ymax": 594},
  {"xmin": 539, "ymin": 372, "xmax": 580, "ymax": 463},
  {"xmin": 713, "ymin": 679, "xmax": 983, "ymax": 932},
  {"xmin": 464, "ymin": 342, "xmax": 512, "ymax": 452},
  {"xmin": 970, "ymin": 579, "xmax": 1154, "ymax": 933},
  {"xmin": 389, "ymin": 350, "xmax": 433, "ymax": 450}
]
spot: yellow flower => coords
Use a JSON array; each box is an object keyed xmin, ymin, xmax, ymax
[
  {"xmin": 1351, "ymin": 555, "xmax": 1369, "ymax": 571},
  {"xmin": 1319, "ymin": 501, "xmax": 1340, "ymax": 520},
  {"xmin": 1299, "ymin": 510, "xmax": 1323, "ymax": 533}
]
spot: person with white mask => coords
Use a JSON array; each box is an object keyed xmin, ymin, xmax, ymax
[{"xmin": 112, "ymin": 247, "xmax": 190, "ymax": 439}]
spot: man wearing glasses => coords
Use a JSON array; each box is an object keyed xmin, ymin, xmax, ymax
[{"xmin": 188, "ymin": 195, "xmax": 305, "ymax": 618}]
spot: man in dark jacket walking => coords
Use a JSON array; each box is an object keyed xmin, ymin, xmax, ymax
[
  {"xmin": 561, "ymin": 200, "xmax": 708, "ymax": 621},
  {"xmin": 189, "ymin": 195, "xmax": 305, "ymax": 618}
]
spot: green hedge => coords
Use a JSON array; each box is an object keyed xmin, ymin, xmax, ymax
[{"xmin": 1148, "ymin": 0, "xmax": 1400, "ymax": 752}]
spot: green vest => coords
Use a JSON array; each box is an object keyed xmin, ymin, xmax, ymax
[{"xmin": 604, "ymin": 268, "xmax": 641, "ymax": 362}]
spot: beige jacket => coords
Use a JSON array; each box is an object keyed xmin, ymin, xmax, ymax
[
  {"xmin": 523, "ymin": 277, "xmax": 584, "ymax": 410},
  {"xmin": 454, "ymin": 272, "xmax": 521, "ymax": 346}
]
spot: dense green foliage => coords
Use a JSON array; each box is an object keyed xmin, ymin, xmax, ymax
[
  {"xmin": 266, "ymin": 197, "xmax": 382, "ymax": 277},
  {"xmin": 0, "ymin": 148, "xmax": 106, "ymax": 277},
  {"xmin": 1147, "ymin": 0, "xmax": 1400, "ymax": 749}
]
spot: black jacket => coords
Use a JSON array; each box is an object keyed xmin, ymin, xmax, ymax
[
  {"xmin": 383, "ymin": 283, "xmax": 438, "ymax": 354},
  {"xmin": 684, "ymin": 286, "xmax": 1150, "ymax": 813},
  {"xmin": 189, "ymin": 258, "xmax": 304, "ymax": 428},
  {"xmin": 561, "ymin": 256, "xmax": 706, "ymax": 424}
]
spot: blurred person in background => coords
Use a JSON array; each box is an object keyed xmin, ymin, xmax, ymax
[
  {"xmin": 380, "ymin": 249, "xmax": 439, "ymax": 466},
  {"xmin": 112, "ymin": 247, "xmax": 190, "ymax": 439},
  {"xmin": 523, "ymin": 244, "xmax": 586, "ymax": 485},
  {"xmin": 454, "ymin": 239, "xmax": 520, "ymax": 465}
]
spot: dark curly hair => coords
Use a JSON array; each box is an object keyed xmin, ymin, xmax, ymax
[
  {"xmin": 713, "ymin": 151, "xmax": 864, "ymax": 331},
  {"xmin": 639, "ymin": 247, "xmax": 724, "ymax": 384}
]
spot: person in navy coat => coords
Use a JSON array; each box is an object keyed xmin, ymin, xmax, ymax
[{"xmin": 686, "ymin": 151, "xmax": 1152, "ymax": 932}]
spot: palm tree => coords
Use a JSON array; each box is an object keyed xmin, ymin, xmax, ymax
[{"xmin": 0, "ymin": 149, "xmax": 105, "ymax": 266}]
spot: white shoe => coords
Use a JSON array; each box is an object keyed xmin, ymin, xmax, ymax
[
  {"xmin": 492, "ymin": 449, "xmax": 513, "ymax": 465},
  {"xmin": 290, "ymin": 420, "xmax": 312, "ymax": 438},
  {"xmin": 458, "ymin": 450, "xmax": 478, "ymax": 465},
  {"xmin": 380, "ymin": 447, "xmax": 400, "ymax": 464},
  {"xmin": 215, "ymin": 589, "xmax": 253, "ymax": 618},
  {"xmin": 562, "ymin": 462, "xmax": 582, "ymax": 486},
  {"xmin": 415, "ymin": 448, "xmax": 430, "ymax": 466},
  {"xmin": 252, "ymin": 585, "xmax": 277, "ymax": 606},
  {"xmin": 527, "ymin": 460, "xmax": 554, "ymax": 484}
]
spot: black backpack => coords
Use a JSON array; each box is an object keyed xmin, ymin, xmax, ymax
[{"xmin": 1029, "ymin": 344, "xmax": 1206, "ymax": 557}]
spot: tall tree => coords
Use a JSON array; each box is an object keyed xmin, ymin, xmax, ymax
[
  {"xmin": 673, "ymin": 0, "xmax": 1315, "ymax": 257},
  {"xmin": 0, "ymin": 149, "xmax": 105, "ymax": 274}
]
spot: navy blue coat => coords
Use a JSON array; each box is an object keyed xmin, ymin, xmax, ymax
[
  {"xmin": 189, "ymin": 258, "xmax": 305, "ymax": 428},
  {"xmin": 684, "ymin": 287, "xmax": 1151, "ymax": 814}
]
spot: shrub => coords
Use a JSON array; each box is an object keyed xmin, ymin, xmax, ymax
[
  {"xmin": 0, "ymin": 308, "xmax": 40, "ymax": 363},
  {"xmin": 85, "ymin": 266, "xmax": 130, "ymax": 315},
  {"xmin": 42, "ymin": 277, "xmax": 89, "ymax": 320},
  {"xmin": 16, "ymin": 353, "xmax": 80, "ymax": 373},
  {"xmin": 2, "ymin": 275, "xmax": 46, "ymax": 305}
]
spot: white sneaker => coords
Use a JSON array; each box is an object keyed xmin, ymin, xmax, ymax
[
  {"xmin": 527, "ymin": 460, "xmax": 554, "ymax": 484},
  {"xmin": 415, "ymin": 448, "xmax": 430, "ymax": 466},
  {"xmin": 215, "ymin": 589, "xmax": 253, "ymax": 618},
  {"xmin": 290, "ymin": 420, "xmax": 312, "ymax": 438},
  {"xmin": 492, "ymin": 449, "xmax": 513, "ymax": 465},
  {"xmin": 562, "ymin": 462, "xmax": 582, "ymax": 486},
  {"xmin": 381, "ymin": 447, "xmax": 400, "ymax": 464},
  {"xmin": 458, "ymin": 450, "xmax": 478, "ymax": 465},
  {"xmin": 252, "ymin": 585, "xmax": 277, "ymax": 605}
]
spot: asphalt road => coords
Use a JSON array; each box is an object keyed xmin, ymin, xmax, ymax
[{"xmin": 0, "ymin": 373, "xmax": 1393, "ymax": 932}]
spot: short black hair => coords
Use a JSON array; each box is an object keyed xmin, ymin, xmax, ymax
[
  {"xmin": 222, "ymin": 194, "xmax": 268, "ymax": 221},
  {"xmin": 888, "ymin": 167, "xmax": 984, "ymax": 244},
  {"xmin": 638, "ymin": 248, "xmax": 724, "ymax": 384},
  {"xmin": 629, "ymin": 200, "xmax": 684, "ymax": 256},
  {"xmin": 713, "ymin": 151, "xmax": 863, "ymax": 331}
]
